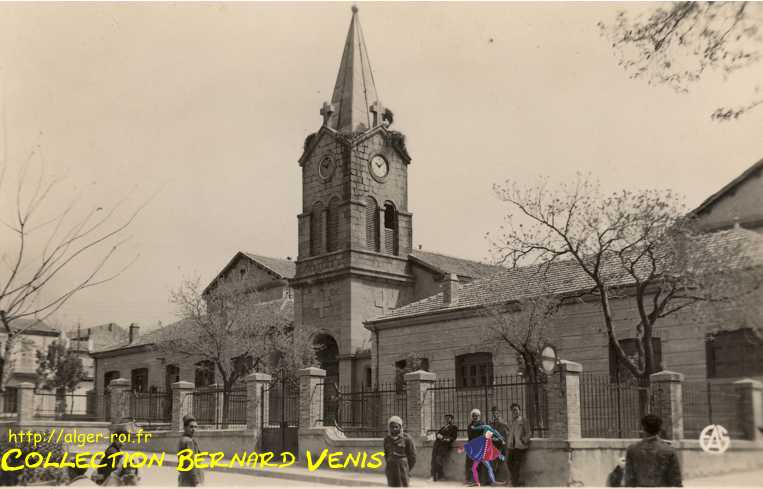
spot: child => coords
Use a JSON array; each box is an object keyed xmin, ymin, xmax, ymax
[
  {"xmin": 459, "ymin": 425, "xmax": 505, "ymax": 487},
  {"xmin": 383, "ymin": 416, "xmax": 417, "ymax": 487},
  {"xmin": 606, "ymin": 456, "xmax": 626, "ymax": 487}
]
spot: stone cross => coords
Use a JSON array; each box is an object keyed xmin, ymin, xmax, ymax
[
  {"xmin": 320, "ymin": 102, "xmax": 335, "ymax": 126},
  {"xmin": 370, "ymin": 101, "xmax": 385, "ymax": 127}
]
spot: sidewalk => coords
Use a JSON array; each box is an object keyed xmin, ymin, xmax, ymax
[{"xmin": 126, "ymin": 451, "xmax": 763, "ymax": 487}]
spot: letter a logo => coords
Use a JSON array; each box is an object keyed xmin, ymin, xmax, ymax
[{"xmin": 699, "ymin": 424, "xmax": 730, "ymax": 454}]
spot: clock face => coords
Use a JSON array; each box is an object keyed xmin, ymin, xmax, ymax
[
  {"xmin": 369, "ymin": 155, "xmax": 389, "ymax": 180},
  {"xmin": 318, "ymin": 156, "xmax": 334, "ymax": 181}
]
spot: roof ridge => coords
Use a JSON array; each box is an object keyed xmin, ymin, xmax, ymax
[{"xmin": 411, "ymin": 248, "xmax": 500, "ymax": 267}]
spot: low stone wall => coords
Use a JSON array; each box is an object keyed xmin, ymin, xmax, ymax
[
  {"xmin": 299, "ymin": 428, "xmax": 763, "ymax": 486},
  {"xmin": 123, "ymin": 429, "xmax": 256, "ymax": 458}
]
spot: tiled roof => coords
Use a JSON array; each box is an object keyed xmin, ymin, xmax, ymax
[
  {"xmin": 95, "ymin": 298, "xmax": 294, "ymax": 354},
  {"xmin": 409, "ymin": 249, "xmax": 504, "ymax": 279},
  {"xmin": 691, "ymin": 156, "xmax": 763, "ymax": 217},
  {"xmin": 241, "ymin": 253, "xmax": 296, "ymax": 279},
  {"xmin": 373, "ymin": 228, "xmax": 763, "ymax": 323},
  {"xmin": 10, "ymin": 319, "xmax": 59, "ymax": 335}
]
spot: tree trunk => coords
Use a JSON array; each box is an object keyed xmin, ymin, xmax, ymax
[
  {"xmin": 55, "ymin": 387, "xmax": 66, "ymax": 419},
  {"xmin": 222, "ymin": 380, "xmax": 231, "ymax": 428},
  {"xmin": 1, "ymin": 337, "xmax": 15, "ymax": 392}
]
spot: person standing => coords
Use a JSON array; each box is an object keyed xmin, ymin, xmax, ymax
[
  {"xmin": 464, "ymin": 409, "xmax": 487, "ymax": 485},
  {"xmin": 430, "ymin": 414, "xmax": 458, "ymax": 481},
  {"xmin": 506, "ymin": 403, "xmax": 531, "ymax": 487},
  {"xmin": 625, "ymin": 415, "xmax": 682, "ymax": 487},
  {"xmin": 490, "ymin": 408, "xmax": 511, "ymax": 484},
  {"xmin": 383, "ymin": 416, "xmax": 417, "ymax": 487},
  {"xmin": 178, "ymin": 415, "xmax": 204, "ymax": 487}
]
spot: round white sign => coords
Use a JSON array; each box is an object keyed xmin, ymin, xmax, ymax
[
  {"xmin": 699, "ymin": 424, "xmax": 731, "ymax": 454},
  {"xmin": 540, "ymin": 345, "xmax": 557, "ymax": 374}
]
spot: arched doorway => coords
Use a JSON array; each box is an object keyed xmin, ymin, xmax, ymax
[{"xmin": 314, "ymin": 334, "xmax": 339, "ymax": 423}]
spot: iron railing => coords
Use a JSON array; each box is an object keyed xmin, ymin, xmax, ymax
[
  {"xmin": 579, "ymin": 374, "xmax": 656, "ymax": 438},
  {"xmin": 33, "ymin": 391, "xmax": 106, "ymax": 420},
  {"xmin": 187, "ymin": 387, "xmax": 247, "ymax": 429},
  {"xmin": 128, "ymin": 390, "xmax": 172, "ymax": 425},
  {"xmin": 264, "ymin": 380, "xmax": 299, "ymax": 428},
  {"xmin": 321, "ymin": 382, "xmax": 407, "ymax": 437},
  {"xmin": 682, "ymin": 381, "xmax": 746, "ymax": 440},
  {"xmin": 426, "ymin": 374, "xmax": 549, "ymax": 437}
]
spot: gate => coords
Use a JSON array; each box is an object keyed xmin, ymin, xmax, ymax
[{"xmin": 260, "ymin": 377, "xmax": 299, "ymax": 458}]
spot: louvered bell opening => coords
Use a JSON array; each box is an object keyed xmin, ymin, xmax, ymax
[{"xmin": 366, "ymin": 197, "xmax": 379, "ymax": 252}]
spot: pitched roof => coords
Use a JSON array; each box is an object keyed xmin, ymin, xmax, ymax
[
  {"xmin": 241, "ymin": 253, "xmax": 296, "ymax": 280},
  {"xmin": 691, "ymin": 156, "xmax": 763, "ymax": 217},
  {"xmin": 94, "ymin": 298, "xmax": 295, "ymax": 354},
  {"xmin": 409, "ymin": 249, "xmax": 505, "ymax": 280},
  {"xmin": 372, "ymin": 228, "xmax": 763, "ymax": 323},
  {"xmin": 9, "ymin": 318, "xmax": 59, "ymax": 335},
  {"xmin": 327, "ymin": 5, "xmax": 380, "ymax": 134}
]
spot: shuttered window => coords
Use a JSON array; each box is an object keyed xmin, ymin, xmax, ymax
[
  {"xmin": 366, "ymin": 196, "xmax": 379, "ymax": 252},
  {"xmin": 310, "ymin": 202, "xmax": 324, "ymax": 256},
  {"xmin": 327, "ymin": 198, "xmax": 339, "ymax": 252},
  {"xmin": 383, "ymin": 202, "xmax": 398, "ymax": 256}
]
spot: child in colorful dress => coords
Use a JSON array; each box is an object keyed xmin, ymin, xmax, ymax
[{"xmin": 459, "ymin": 424, "xmax": 505, "ymax": 486}]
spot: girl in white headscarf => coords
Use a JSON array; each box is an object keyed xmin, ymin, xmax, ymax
[{"xmin": 383, "ymin": 416, "xmax": 417, "ymax": 487}]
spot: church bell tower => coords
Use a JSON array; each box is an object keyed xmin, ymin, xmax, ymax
[{"xmin": 293, "ymin": 5, "xmax": 414, "ymax": 388}]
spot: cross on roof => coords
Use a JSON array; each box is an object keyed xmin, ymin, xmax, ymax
[
  {"xmin": 320, "ymin": 102, "xmax": 335, "ymax": 126},
  {"xmin": 370, "ymin": 101, "xmax": 385, "ymax": 127}
]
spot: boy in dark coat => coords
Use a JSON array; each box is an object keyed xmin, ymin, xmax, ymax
[
  {"xmin": 383, "ymin": 416, "xmax": 416, "ymax": 487},
  {"xmin": 430, "ymin": 414, "xmax": 458, "ymax": 481}
]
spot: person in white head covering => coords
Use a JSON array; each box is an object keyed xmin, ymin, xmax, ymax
[
  {"xmin": 464, "ymin": 408, "xmax": 487, "ymax": 485},
  {"xmin": 383, "ymin": 415, "xmax": 416, "ymax": 487}
]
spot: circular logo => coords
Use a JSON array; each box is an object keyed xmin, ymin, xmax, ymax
[
  {"xmin": 699, "ymin": 424, "xmax": 731, "ymax": 454},
  {"xmin": 540, "ymin": 344, "xmax": 558, "ymax": 375}
]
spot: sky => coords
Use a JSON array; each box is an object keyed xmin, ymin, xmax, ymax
[{"xmin": 0, "ymin": 2, "xmax": 761, "ymax": 331}]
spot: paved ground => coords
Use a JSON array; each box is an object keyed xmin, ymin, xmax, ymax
[{"xmin": 130, "ymin": 464, "xmax": 763, "ymax": 487}]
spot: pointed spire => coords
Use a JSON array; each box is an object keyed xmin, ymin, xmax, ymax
[{"xmin": 326, "ymin": 5, "xmax": 380, "ymax": 134}]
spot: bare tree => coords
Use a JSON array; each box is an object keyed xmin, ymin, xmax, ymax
[
  {"xmin": 154, "ymin": 277, "xmax": 316, "ymax": 422},
  {"xmin": 489, "ymin": 175, "xmax": 763, "ymax": 385},
  {"xmin": 0, "ymin": 155, "xmax": 142, "ymax": 391},
  {"xmin": 599, "ymin": 2, "xmax": 763, "ymax": 120},
  {"xmin": 482, "ymin": 294, "xmax": 560, "ymax": 383}
]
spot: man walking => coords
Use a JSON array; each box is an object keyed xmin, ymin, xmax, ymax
[
  {"xmin": 431, "ymin": 414, "xmax": 458, "ymax": 481},
  {"xmin": 178, "ymin": 415, "xmax": 204, "ymax": 487},
  {"xmin": 506, "ymin": 403, "xmax": 530, "ymax": 487},
  {"xmin": 625, "ymin": 415, "xmax": 682, "ymax": 487}
]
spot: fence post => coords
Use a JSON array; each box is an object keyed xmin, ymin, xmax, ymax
[
  {"xmin": 546, "ymin": 360, "xmax": 582, "ymax": 440},
  {"xmin": 298, "ymin": 367, "xmax": 326, "ymax": 429},
  {"xmin": 733, "ymin": 378, "xmax": 763, "ymax": 442},
  {"xmin": 16, "ymin": 382, "xmax": 35, "ymax": 423},
  {"xmin": 404, "ymin": 370, "xmax": 437, "ymax": 438},
  {"xmin": 109, "ymin": 378, "xmax": 131, "ymax": 425},
  {"xmin": 649, "ymin": 371, "xmax": 684, "ymax": 441},
  {"xmin": 171, "ymin": 381, "xmax": 195, "ymax": 431},
  {"xmin": 245, "ymin": 373, "xmax": 272, "ymax": 431}
]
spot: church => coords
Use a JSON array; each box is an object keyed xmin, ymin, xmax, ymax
[{"xmin": 93, "ymin": 7, "xmax": 763, "ymax": 398}]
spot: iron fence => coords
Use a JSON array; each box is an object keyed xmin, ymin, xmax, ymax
[
  {"xmin": 187, "ymin": 387, "xmax": 247, "ymax": 429},
  {"xmin": 682, "ymin": 381, "xmax": 746, "ymax": 440},
  {"xmin": 33, "ymin": 391, "xmax": 106, "ymax": 420},
  {"xmin": 426, "ymin": 375, "xmax": 549, "ymax": 437},
  {"xmin": 128, "ymin": 390, "xmax": 172, "ymax": 425},
  {"xmin": 322, "ymin": 383, "xmax": 407, "ymax": 437},
  {"xmin": 579, "ymin": 374, "xmax": 656, "ymax": 438},
  {"xmin": 264, "ymin": 380, "xmax": 299, "ymax": 428}
]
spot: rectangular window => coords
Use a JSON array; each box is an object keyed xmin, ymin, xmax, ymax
[
  {"xmin": 131, "ymin": 368, "xmax": 148, "ymax": 393},
  {"xmin": 706, "ymin": 328, "xmax": 763, "ymax": 378},
  {"xmin": 456, "ymin": 353, "xmax": 493, "ymax": 388},
  {"xmin": 609, "ymin": 338, "xmax": 662, "ymax": 382}
]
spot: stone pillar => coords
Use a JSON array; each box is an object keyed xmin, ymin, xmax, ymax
[
  {"xmin": 245, "ymin": 373, "xmax": 272, "ymax": 430},
  {"xmin": 109, "ymin": 378, "xmax": 131, "ymax": 425},
  {"xmin": 650, "ymin": 370, "xmax": 684, "ymax": 441},
  {"xmin": 546, "ymin": 360, "xmax": 582, "ymax": 440},
  {"xmin": 734, "ymin": 378, "xmax": 763, "ymax": 442},
  {"xmin": 404, "ymin": 370, "xmax": 437, "ymax": 438},
  {"xmin": 16, "ymin": 382, "xmax": 35, "ymax": 423},
  {"xmin": 299, "ymin": 367, "xmax": 326, "ymax": 429},
  {"xmin": 170, "ymin": 381, "xmax": 194, "ymax": 431}
]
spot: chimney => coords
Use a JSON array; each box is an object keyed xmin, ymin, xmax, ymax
[
  {"xmin": 442, "ymin": 273, "xmax": 460, "ymax": 305},
  {"xmin": 129, "ymin": 323, "xmax": 140, "ymax": 343}
]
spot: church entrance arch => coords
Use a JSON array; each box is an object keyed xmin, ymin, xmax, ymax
[{"xmin": 314, "ymin": 333, "xmax": 339, "ymax": 424}]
